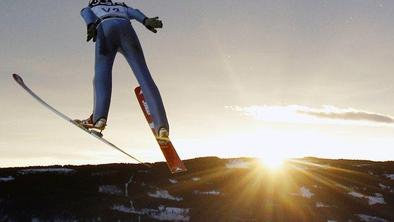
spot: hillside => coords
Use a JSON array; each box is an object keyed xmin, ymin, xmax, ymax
[{"xmin": 0, "ymin": 157, "xmax": 393, "ymax": 222}]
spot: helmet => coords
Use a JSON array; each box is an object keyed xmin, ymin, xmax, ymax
[{"xmin": 89, "ymin": 0, "xmax": 113, "ymax": 6}]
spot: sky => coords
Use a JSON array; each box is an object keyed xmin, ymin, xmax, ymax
[{"xmin": 1, "ymin": 0, "xmax": 394, "ymax": 167}]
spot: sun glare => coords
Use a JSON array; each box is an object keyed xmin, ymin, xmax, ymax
[{"xmin": 259, "ymin": 156, "xmax": 287, "ymax": 170}]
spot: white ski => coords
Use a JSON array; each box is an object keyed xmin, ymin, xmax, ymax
[{"xmin": 12, "ymin": 73, "xmax": 150, "ymax": 167}]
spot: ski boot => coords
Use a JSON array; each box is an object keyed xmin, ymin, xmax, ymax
[
  {"xmin": 74, "ymin": 115, "xmax": 106, "ymax": 138},
  {"xmin": 156, "ymin": 127, "xmax": 170, "ymax": 144}
]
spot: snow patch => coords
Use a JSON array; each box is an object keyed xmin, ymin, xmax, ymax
[
  {"xmin": 368, "ymin": 193, "xmax": 385, "ymax": 205},
  {"xmin": 348, "ymin": 192, "xmax": 385, "ymax": 205},
  {"xmin": 99, "ymin": 185, "xmax": 123, "ymax": 196},
  {"xmin": 292, "ymin": 186, "xmax": 314, "ymax": 199},
  {"xmin": 384, "ymin": 174, "xmax": 394, "ymax": 180},
  {"xmin": 379, "ymin": 183, "xmax": 393, "ymax": 192},
  {"xmin": 226, "ymin": 159, "xmax": 250, "ymax": 169},
  {"xmin": 112, "ymin": 204, "xmax": 190, "ymax": 221},
  {"xmin": 169, "ymin": 179, "xmax": 178, "ymax": 184},
  {"xmin": 0, "ymin": 176, "xmax": 14, "ymax": 182},
  {"xmin": 193, "ymin": 190, "xmax": 221, "ymax": 196},
  {"xmin": 148, "ymin": 190, "xmax": 183, "ymax": 202},
  {"xmin": 315, "ymin": 202, "xmax": 330, "ymax": 208},
  {"xmin": 112, "ymin": 204, "xmax": 138, "ymax": 214},
  {"xmin": 348, "ymin": 191, "xmax": 364, "ymax": 198},
  {"xmin": 18, "ymin": 168, "xmax": 75, "ymax": 175},
  {"xmin": 356, "ymin": 214, "xmax": 388, "ymax": 222},
  {"xmin": 300, "ymin": 187, "xmax": 314, "ymax": 198},
  {"xmin": 151, "ymin": 206, "xmax": 190, "ymax": 221},
  {"xmin": 379, "ymin": 183, "xmax": 389, "ymax": 190}
]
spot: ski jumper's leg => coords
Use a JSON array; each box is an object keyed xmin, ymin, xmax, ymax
[
  {"xmin": 120, "ymin": 24, "xmax": 169, "ymax": 134},
  {"xmin": 92, "ymin": 24, "xmax": 118, "ymax": 123}
]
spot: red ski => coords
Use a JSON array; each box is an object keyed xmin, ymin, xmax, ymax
[{"xmin": 135, "ymin": 87, "xmax": 187, "ymax": 174}]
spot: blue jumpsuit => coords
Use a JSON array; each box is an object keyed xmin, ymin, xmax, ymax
[{"xmin": 81, "ymin": 3, "xmax": 169, "ymax": 134}]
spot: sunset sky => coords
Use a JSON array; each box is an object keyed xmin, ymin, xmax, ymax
[{"xmin": 1, "ymin": 0, "xmax": 393, "ymax": 167}]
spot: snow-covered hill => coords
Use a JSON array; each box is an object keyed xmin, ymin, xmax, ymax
[{"xmin": 0, "ymin": 157, "xmax": 393, "ymax": 222}]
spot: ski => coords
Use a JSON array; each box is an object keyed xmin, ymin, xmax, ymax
[
  {"xmin": 134, "ymin": 87, "xmax": 187, "ymax": 174},
  {"xmin": 12, "ymin": 74, "xmax": 150, "ymax": 168}
]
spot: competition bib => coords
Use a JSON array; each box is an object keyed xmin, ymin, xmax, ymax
[{"xmin": 91, "ymin": 5, "xmax": 129, "ymax": 19}]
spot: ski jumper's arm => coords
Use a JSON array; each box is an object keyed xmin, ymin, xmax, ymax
[
  {"xmin": 126, "ymin": 7, "xmax": 148, "ymax": 24},
  {"xmin": 126, "ymin": 6, "xmax": 163, "ymax": 33},
  {"xmin": 80, "ymin": 7, "xmax": 100, "ymax": 42},
  {"xmin": 80, "ymin": 7, "xmax": 99, "ymax": 26}
]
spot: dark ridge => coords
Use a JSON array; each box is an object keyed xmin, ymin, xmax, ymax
[{"xmin": 0, "ymin": 157, "xmax": 393, "ymax": 222}]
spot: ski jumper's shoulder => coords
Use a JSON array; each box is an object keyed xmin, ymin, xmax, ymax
[
  {"xmin": 114, "ymin": 2, "xmax": 129, "ymax": 7},
  {"xmin": 124, "ymin": 5, "xmax": 147, "ymax": 23}
]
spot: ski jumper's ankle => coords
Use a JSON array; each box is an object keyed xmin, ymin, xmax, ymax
[{"xmin": 158, "ymin": 127, "xmax": 169, "ymax": 138}]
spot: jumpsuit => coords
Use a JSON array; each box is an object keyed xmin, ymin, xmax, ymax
[{"xmin": 80, "ymin": 3, "xmax": 169, "ymax": 134}]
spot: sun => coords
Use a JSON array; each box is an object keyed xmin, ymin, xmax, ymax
[{"xmin": 258, "ymin": 155, "xmax": 287, "ymax": 170}]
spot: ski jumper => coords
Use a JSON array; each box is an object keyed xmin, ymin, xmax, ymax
[{"xmin": 80, "ymin": 3, "xmax": 169, "ymax": 134}]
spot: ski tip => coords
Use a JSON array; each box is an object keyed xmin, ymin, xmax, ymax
[{"xmin": 12, "ymin": 74, "xmax": 23, "ymax": 84}]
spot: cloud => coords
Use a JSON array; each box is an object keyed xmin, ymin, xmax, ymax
[
  {"xmin": 227, "ymin": 105, "xmax": 394, "ymax": 125},
  {"xmin": 297, "ymin": 107, "xmax": 394, "ymax": 124}
]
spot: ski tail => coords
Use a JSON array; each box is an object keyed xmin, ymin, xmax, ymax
[{"xmin": 134, "ymin": 87, "xmax": 187, "ymax": 174}]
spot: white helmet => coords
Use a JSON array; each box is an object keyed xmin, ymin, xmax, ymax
[{"xmin": 89, "ymin": 0, "xmax": 113, "ymax": 6}]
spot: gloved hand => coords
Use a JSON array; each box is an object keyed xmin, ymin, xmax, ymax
[
  {"xmin": 143, "ymin": 17, "xmax": 163, "ymax": 33},
  {"xmin": 87, "ymin": 23, "xmax": 97, "ymax": 42}
]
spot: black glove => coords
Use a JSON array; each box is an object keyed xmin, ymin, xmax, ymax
[
  {"xmin": 87, "ymin": 23, "xmax": 97, "ymax": 42},
  {"xmin": 143, "ymin": 17, "xmax": 163, "ymax": 33}
]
